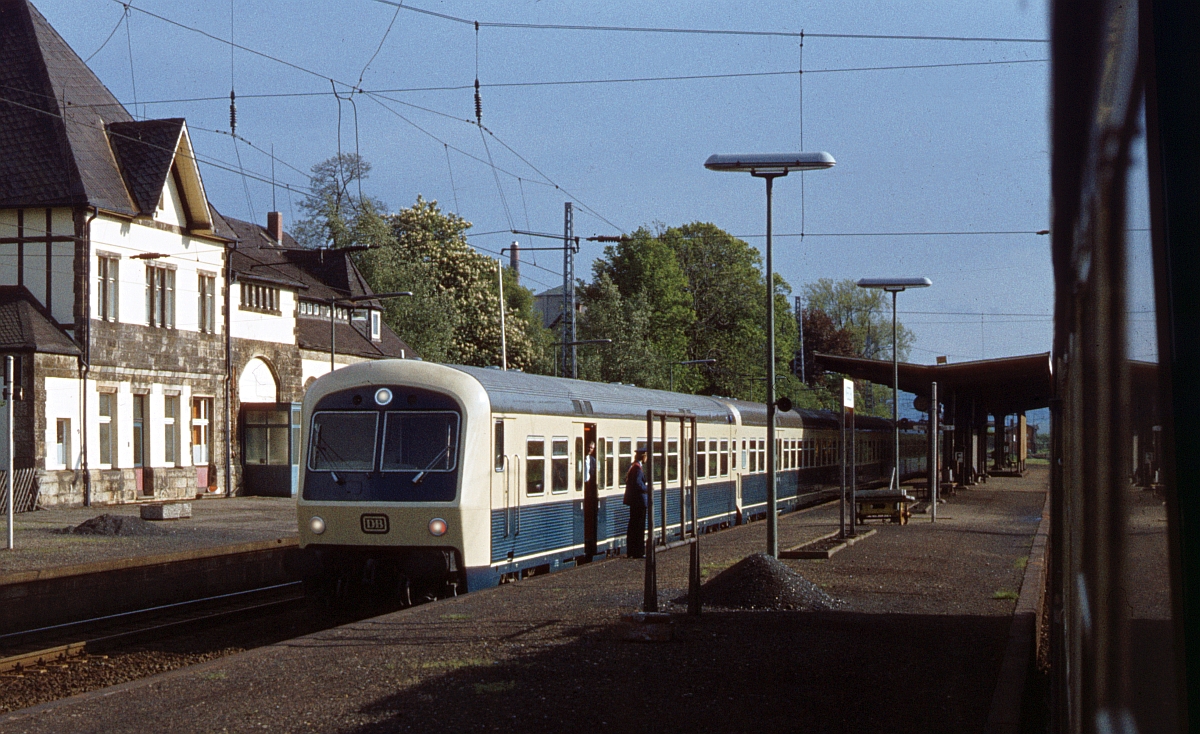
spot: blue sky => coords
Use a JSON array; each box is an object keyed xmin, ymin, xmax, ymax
[{"xmin": 35, "ymin": 0, "xmax": 1156, "ymax": 366}]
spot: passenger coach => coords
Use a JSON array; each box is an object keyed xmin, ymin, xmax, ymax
[{"xmin": 297, "ymin": 359, "xmax": 921, "ymax": 601}]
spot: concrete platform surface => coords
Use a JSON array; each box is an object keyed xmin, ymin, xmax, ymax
[
  {"xmin": 0, "ymin": 469, "xmax": 1049, "ymax": 733},
  {"xmin": 0, "ymin": 496, "xmax": 296, "ymax": 579}
]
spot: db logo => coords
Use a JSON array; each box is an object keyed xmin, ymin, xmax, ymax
[{"xmin": 360, "ymin": 514, "xmax": 389, "ymax": 534}]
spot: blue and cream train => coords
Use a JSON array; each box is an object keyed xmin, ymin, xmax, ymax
[{"xmin": 296, "ymin": 359, "xmax": 926, "ymax": 599}]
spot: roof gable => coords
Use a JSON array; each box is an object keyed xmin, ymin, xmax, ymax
[
  {"xmin": 106, "ymin": 120, "xmax": 213, "ymax": 232},
  {"xmin": 0, "ymin": 0, "xmax": 135, "ymax": 211}
]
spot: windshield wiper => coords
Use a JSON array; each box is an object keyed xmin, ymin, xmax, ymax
[{"xmin": 412, "ymin": 445, "xmax": 452, "ymax": 485}]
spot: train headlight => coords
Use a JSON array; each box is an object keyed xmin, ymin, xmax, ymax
[
  {"xmin": 428, "ymin": 518, "xmax": 448, "ymax": 536},
  {"xmin": 374, "ymin": 388, "xmax": 393, "ymax": 406},
  {"xmin": 309, "ymin": 516, "xmax": 326, "ymax": 535}
]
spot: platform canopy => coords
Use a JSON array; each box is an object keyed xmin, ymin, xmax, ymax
[{"xmin": 814, "ymin": 352, "xmax": 1054, "ymax": 414}]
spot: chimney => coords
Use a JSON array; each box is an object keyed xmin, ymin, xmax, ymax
[
  {"xmin": 509, "ymin": 241, "xmax": 520, "ymax": 279},
  {"xmin": 267, "ymin": 212, "xmax": 284, "ymax": 244}
]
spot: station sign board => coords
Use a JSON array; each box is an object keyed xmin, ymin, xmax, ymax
[{"xmin": 842, "ymin": 379, "xmax": 854, "ymax": 410}]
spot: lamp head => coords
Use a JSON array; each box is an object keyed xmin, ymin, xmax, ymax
[
  {"xmin": 705, "ymin": 152, "xmax": 835, "ymax": 175},
  {"xmin": 856, "ymin": 277, "xmax": 932, "ymax": 293}
]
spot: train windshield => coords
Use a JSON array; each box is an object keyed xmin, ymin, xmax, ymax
[
  {"xmin": 309, "ymin": 413, "xmax": 378, "ymax": 471},
  {"xmin": 381, "ymin": 412, "xmax": 459, "ymax": 473}
]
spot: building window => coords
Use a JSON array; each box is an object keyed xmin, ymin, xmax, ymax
[
  {"xmin": 198, "ymin": 274, "xmax": 216, "ymax": 333},
  {"xmin": 164, "ymin": 395, "xmax": 179, "ymax": 465},
  {"xmin": 240, "ymin": 283, "xmax": 280, "ymax": 314},
  {"xmin": 98, "ymin": 392, "xmax": 116, "ymax": 467},
  {"xmin": 370, "ymin": 311, "xmax": 381, "ymax": 341},
  {"xmin": 244, "ymin": 408, "xmax": 290, "ymax": 465},
  {"xmin": 56, "ymin": 418, "xmax": 71, "ymax": 468},
  {"xmin": 98, "ymin": 255, "xmax": 119, "ymax": 321},
  {"xmin": 192, "ymin": 397, "xmax": 212, "ymax": 465},
  {"xmin": 146, "ymin": 264, "xmax": 175, "ymax": 328}
]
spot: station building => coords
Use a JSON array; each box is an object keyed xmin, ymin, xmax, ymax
[{"xmin": 0, "ymin": 0, "xmax": 414, "ymax": 507}]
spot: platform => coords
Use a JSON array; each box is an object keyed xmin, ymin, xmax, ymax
[
  {"xmin": 0, "ymin": 469, "xmax": 1050, "ymax": 733},
  {"xmin": 0, "ymin": 496, "xmax": 296, "ymax": 579}
]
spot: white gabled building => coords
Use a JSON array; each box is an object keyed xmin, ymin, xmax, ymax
[{"xmin": 0, "ymin": 0, "xmax": 414, "ymax": 507}]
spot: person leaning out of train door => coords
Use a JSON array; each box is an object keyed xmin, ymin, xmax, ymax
[{"xmin": 624, "ymin": 449, "xmax": 649, "ymax": 558}]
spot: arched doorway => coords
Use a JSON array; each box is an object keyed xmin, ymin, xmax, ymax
[
  {"xmin": 238, "ymin": 357, "xmax": 298, "ymax": 497},
  {"xmin": 239, "ymin": 357, "xmax": 278, "ymax": 402}
]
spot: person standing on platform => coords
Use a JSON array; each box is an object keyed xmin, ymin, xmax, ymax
[
  {"xmin": 624, "ymin": 449, "xmax": 648, "ymax": 558},
  {"xmin": 584, "ymin": 441, "xmax": 597, "ymax": 486}
]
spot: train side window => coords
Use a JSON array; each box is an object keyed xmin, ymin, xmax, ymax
[
  {"xmin": 618, "ymin": 439, "xmax": 632, "ymax": 482},
  {"xmin": 758, "ymin": 440, "xmax": 766, "ymax": 474},
  {"xmin": 552, "ymin": 438, "xmax": 569, "ymax": 493},
  {"xmin": 494, "ymin": 421, "xmax": 505, "ymax": 472},
  {"xmin": 526, "ymin": 438, "xmax": 545, "ymax": 495},
  {"xmin": 604, "ymin": 439, "xmax": 614, "ymax": 488},
  {"xmin": 720, "ymin": 439, "xmax": 729, "ymax": 476},
  {"xmin": 575, "ymin": 436, "xmax": 584, "ymax": 491},
  {"xmin": 697, "ymin": 440, "xmax": 708, "ymax": 478},
  {"xmin": 748, "ymin": 439, "xmax": 757, "ymax": 473},
  {"xmin": 667, "ymin": 438, "xmax": 678, "ymax": 482}
]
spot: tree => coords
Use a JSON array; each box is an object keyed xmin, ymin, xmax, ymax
[
  {"xmin": 292, "ymin": 153, "xmax": 390, "ymax": 250},
  {"xmin": 662, "ymin": 223, "xmax": 798, "ymax": 400},
  {"xmin": 294, "ymin": 155, "xmax": 553, "ymax": 370},
  {"xmin": 580, "ymin": 227, "xmax": 695, "ymax": 388},
  {"xmin": 361, "ymin": 197, "xmax": 550, "ymax": 370},
  {"xmin": 801, "ymin": 278, "xmax": 916, "ymax": 416}
]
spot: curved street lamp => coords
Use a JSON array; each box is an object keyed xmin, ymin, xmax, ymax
[
  {"xmin": 855, "ymin": 277, "xmax": 932, "ymax": 491},
  {"xmin": 706, "ymin": 151, "xmax": 835, "ymax": 558}
]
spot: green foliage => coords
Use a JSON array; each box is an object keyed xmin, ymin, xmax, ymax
[
  {"xmin": 296, "ymin": 155, "xmax": 554, "ymax": 370},
  {"xmin": 802, "ymin": 278, "xmax": 916, "ymax": 416},
  {"xmin": 578, "ymin": 222, "xmax": 802, "ymax": 401},
  {"xmin": 366, "ymin": 197, "xmax": 550, "ymax": 370},
  {"xmin": 578, "ymin": 227, "xmax": 694, "ymax": 388}
]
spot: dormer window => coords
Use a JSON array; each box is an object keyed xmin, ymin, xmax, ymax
[
  {"xmin": 240, "ymin": 283, "xmax": 280, "ymax": 315},
  {"xmin": 370, "ymin": 311, "xmax": 381, "ymax": 341}
]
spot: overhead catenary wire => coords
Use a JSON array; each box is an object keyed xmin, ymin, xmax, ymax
[
  {"xmin": 85, "ymin": 6, "xmax": 127, "ymax": 63},
  {"xmin": 367, "ymin": 0, "xmax": 1049, "ymax": 44},
  {"xmin": 50, "ymin": 58, "xmax": 1050, "ymax": 110},
  {"xmin": 113, "ymin": 1, "xmax": 623, "ymax": 233},
  {"xmin": 0, "ymin": 91, "xmax": 316, "ymax": 198}
]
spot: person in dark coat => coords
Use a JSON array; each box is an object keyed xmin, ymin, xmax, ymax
[{"xmin": 623, "ymin": 449, "xmax": 648, "ymax": 558}]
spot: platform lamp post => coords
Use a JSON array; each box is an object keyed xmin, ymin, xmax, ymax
[
  {"xmin": 670, "ymin": 359, "xmax": 716, "ymax": 392},
  {"xmin": 706, "ymin": 152, "xmax": 836, "ymax": 558},
  {"xmin": 855, "ymin": 277, "xmax": 932, "ymax": 491},
  {"xmin": 329, "ymin": 292, "xmax": 413, "ymax": 371}
]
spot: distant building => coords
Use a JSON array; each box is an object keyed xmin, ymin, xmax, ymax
[{"xmin": 0, "ymin": 0, "xmax": 413, "ymax": 506}]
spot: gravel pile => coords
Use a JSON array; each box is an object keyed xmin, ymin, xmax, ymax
[
  {"xmin": 64, "ymin": 514, "xmax": 167, "ymax": 537},
  {"xmin": 689, "ymin": 552, "xmax": 839, "ymax": 611}
]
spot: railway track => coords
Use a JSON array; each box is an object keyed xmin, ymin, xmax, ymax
[{"xmin": 0, "ymin": 582, "xmax": 305, "ymax": 674}]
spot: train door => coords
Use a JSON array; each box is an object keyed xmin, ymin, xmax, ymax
[
  {"xmin": 491, "ymin": 417, "xmax": 520, "ymax": 560},
  {"xmin": 574, "ymin": 423, "xmax": 598, "ymax": 558}
]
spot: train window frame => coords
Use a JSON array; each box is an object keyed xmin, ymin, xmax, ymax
[
  {"xmin": 699, "ymin": 439, "xmax": 710, "ymax": 479},
  {"xmin": 720, "ymin": 439, "xmax": 729, "ymax": 476},
  {"xmin": 379, "ymin": 411, "xmax": 461, "ymax": 474},
  {"xmin": 526, "ymin": 437, "xmax": 546, "ymax": 496},
  {"xmin": 494, "ymin": 420, "xmax": 505, "ymax": 472},
  {"xmin": 618, "ymin": 439, "xmax": 632, "ymax": 484},
  {"xmin": 551, "ymin": 437, "xmax": 570, "ymax": 494},
  {"xmin": 758, "ymin": 439, "xmax": 766, "ymax": 474},
  {"xmin": 575, "ymin": 436, "xmax": 584, "ymax": 492},
  {"xmin": 603, "ymin": 438, "xmax": 614, "ymax": 488},
  {"xmin": 667, "ymin": 438, "xmax": 679, "ymax": 483},
  {"xmin": 307, "ymin": 411, "xmax": 380, "ymax": 473}
]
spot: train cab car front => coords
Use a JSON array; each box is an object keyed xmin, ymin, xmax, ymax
[{"xmin": 297, "ymin": 374, "xmax": 470, "ymax": 603}]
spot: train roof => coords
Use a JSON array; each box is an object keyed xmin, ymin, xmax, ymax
[{"xmin": 450, "ymin": 365, "xmax": 735, "ymax": 423}]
